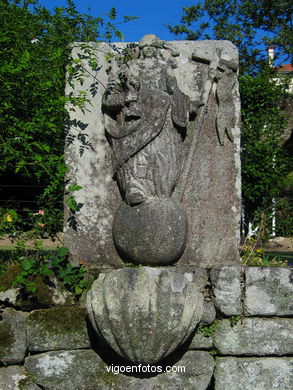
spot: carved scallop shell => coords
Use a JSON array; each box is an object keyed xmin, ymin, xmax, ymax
[{"xmin": 86, "ymin": 267, "xmax": 203, "ymax": 364}]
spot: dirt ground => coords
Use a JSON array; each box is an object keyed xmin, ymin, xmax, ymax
[
  {"xmin": 0, "ymin": 233, "xmax": 63, "ymax": 248},
  {"xmin": 0, "ymin": 234, "xmax": 292, "ymax": 252}
]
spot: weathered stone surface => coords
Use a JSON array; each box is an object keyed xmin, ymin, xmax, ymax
[
  {"xmin": 25, "ymin": 350, "xmax": 113, "ymax": 390},
  {"xmin": 64, "ymin": 41, "xmax": 125, "ymax": 267},
  {"xmin": 64, "ymin": 38, "xmax": 241, "ymax": 267},
  {"xmin": 210, "ymin": 266, "xmax": 242, "ymax": 315},
  {"xmin": 187, "ymin": 332, "xmax": 214, "ymax": 350},
  {"xmin": 177, "ymin": 267, "xmax": 209, "ymax": 291},
  {"xmin": 0, "ymin": 365, "xmax": 41, "ymax": 390},
  {"xmin": 25, "ymin": 349, "xmax": 214, "ymax": 390},
  {"xmin": 0, "ymin": 287, "xmax": 19, "ymax": 306},
  {"xmin": 215, "ymin": 357, "xmax": 293, "ymax": 390},
  {"xmin": 178, "ymin": 65, "xmax": 241, "ymax": 267},
  {"xmin": 87, "ymin": 267, "xmax": 203, "ymax": 364},
  {"xmin": 244, "ymin": 267, "xmax": 293, "ymax": 316},
  {"xmin": 47, "ymin": 277, "xmax": 75, "ymax": 306},
  {"xmin": 26, "ymin": 306, "xmax": 90, "ymax": 352},
  {"xmin": 0, "ymin": 366, "xmax": 41, "ymax": 390},
  {"xmin": 0, "ymin": 308, "xmax": 26, "ymax": 364},
  {"xmin": 200, "ymin": 300, "xmax": 216, "ymax": 325},
  {"xmin": 126, "ymin": 351, "xmax": 215, "ymax": 390},
  {"xmin": 0, "ymin": 277, "xmax": 74, "ymax": 309},
  {"xmin": 0, "ymin": 366, "xmax": 26, "ymax": 390},
  {"xmin": 213, "ymin": 318, "xmax": 293, "ymax": 355},
  {"xmin": 113, "ymin": 198, "xmax": 188, "ymax": 265}
]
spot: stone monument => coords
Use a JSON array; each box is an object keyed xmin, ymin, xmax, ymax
[{"xmin": 64, "ymin": 34, "xmax": 241, "ymax": 364}]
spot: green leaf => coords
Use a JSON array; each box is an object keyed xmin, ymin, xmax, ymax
[
  {"xmin": 67, "ymin": 196, "xmax": 78, "ymax": 211},
  {"xmin": 68, "ymin": 184, "xmax": 83, "ymax": 192},
  {"xmin": 75, "ymin": 286, "xmax": 83, "ymax": 295},
  {"xmin": 26, "ymin": 283, "xmax": 37, "ymax": 293},
  {"xmin": 56, "ymin": 247, "xmax": 69, "ymax": 258},
  {"xmin": 22, "ymin": 258, "xmax": 35, "ymax": 271},
  {"xmin": 40, "ymin": 266, "xmax": 55, "ymax": 277},
  {"xmin": 63, "ymin": 275, "xmax": 72, "ymax": 284}
]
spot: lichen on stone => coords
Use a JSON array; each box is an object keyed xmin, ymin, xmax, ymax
[{"xmin": 0, "ymin": 321, "xmax": 15, "ymax": 356}]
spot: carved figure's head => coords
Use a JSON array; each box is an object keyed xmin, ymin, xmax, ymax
[
  {"xmin": 139, "ymin": 34, "xmax": 179, "ymax": 62},
  {"xmin": 139, "ymin": 34, "xmax": 162, "ymax": 49},
  {"xmin": 139, "ymin": 34, "xmax": 162, "ymax": 58}
]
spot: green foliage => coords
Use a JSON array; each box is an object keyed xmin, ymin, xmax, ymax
[
  {"xmin": 0, "ymin": 0, "xmax": 135, "ymax": 237},
  {"xmin": 65, "ymin": 183, "xmax": 83, "ymax": 231},
  {"xmin": 0, "ymin": 205, "xmax": 63, "ymax": 240},
  {"xmin": 9, "ymin": 241, "xmax": 87, "ymax": 296},
  {"xmin": 167, "ymin": 0, "xmax": 293, "ymax": 74},
  {"xmin": 275, "ymin": 198, "xmax": 293, "ymax": 237},
  {"xmin": 0, "ymin": 208, "xmax": 21, "ymax": 237},
  {"xmin": 65, "ymin": 184, "xmax": 83, "ymax": 212},
  {"xmin": 208, "ymin": 348, "xmax": 218, "ymax": 356},
  {"xmin": 197, "ymin": 320, "xmax": 220, "ymax": 337},
  {"xmin": 230, "ymin": 315, "xmax": 241, "ymax": 327},
  {"xmin": 240, "ymin": 235, "xmax": 288, "ymax": 266},
  {"xmin": 240, "ymin": 69, "xmax": 291, "ymax": 225}
]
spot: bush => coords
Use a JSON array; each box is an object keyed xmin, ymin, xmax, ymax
[{"xmin": 0, "ymin": 0, "xmax": 135, "ymax": 237}]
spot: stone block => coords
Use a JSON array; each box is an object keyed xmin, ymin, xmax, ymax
[
  {"xmin": 210, "ymin": 266, "xmax": 242, "ymax": 315},
  {"xmin": 187, "ymin": 332, "xmax": 214, "ymax": 350},
  {"xmin": 244, "ymin": 267, "xmax": 293, "ymax": 316},
  {"xmin": 0, "ymin": 308, "xmax": 26, "ymax": 364},
  {"xmin": 213, "ymin": 318, "xmax": 293, "ymax": 355},
  {"xmin": 0, "ymin": 366, "xmax": 41, "ymax": 390},
  {"xmin": 0, "ymin": 365, "xmax": 41, "ymax": 390},
  {"xmin": 0, "ymin": 274, "xmax": 74, "ymax": 309},
  {"xmin": 25, "ymin": 350, "xmax": 108, "ymax": 390},
  {"xmin": 126, "ymin": 351, "xmax": 215, "ymax": 390},
  {"xmin": 26, "ymin": 306, "xmax": 90, "ymax": 352},
  {"xmin": 200, "ymin": 300, "xmax": 216, "ymax": 325},
  {"xmin": 177, "ymin": 266, "xmax": 209, "ymax": 291},
  {"xmin": 214, "ymin": 357, "xmax": 293, "ymax": 390},
  {"xmin": 64, "ymin": 38, "xmax": 241, "ymax": 267},
  {"xmin": 25, "ymin": 349, "xmax": 214, "ymax": 390}
]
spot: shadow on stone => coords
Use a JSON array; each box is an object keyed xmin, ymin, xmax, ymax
[{"xmin": 86, "ymin": 316, "xmax": 187, "ymax": 379}]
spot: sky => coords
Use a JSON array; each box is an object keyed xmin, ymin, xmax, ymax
[
  {"xmin": 39, "ymin": 0, "xmax": 190, "ymax": 42},
  {"xmin": 38, "ymin": 0, "xmax": 286, "ymax": 65}
]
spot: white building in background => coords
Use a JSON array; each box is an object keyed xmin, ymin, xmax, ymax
[{"xmin": 268, "ymin": 46, "xmax": 293, "ymax": 93}]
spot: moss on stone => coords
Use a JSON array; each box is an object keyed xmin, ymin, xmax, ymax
[
  {"xmin": 18, "ymin": 369, "xmax": 39, "ymax": 390},
  {"xmin": 15, "ymin": 275, "xmax": 55, "ymax": 309},
  {"xmin": 0, "ymin": 263, "xmax": 22, "ymax": 291},
  {"xmin": 33, "ymin": 276, "xmax": 56, "ymax": 306},
  {"xmin": 0, "ymin": 321, "xmax": 15, "ymax": 356},
  {"xmin": 18, "ymin": 374, "xmax": 37, "ymax": 390},
  {"xmin": 27, "ymin": 306, "xmax": 86, "ymax": 335}
]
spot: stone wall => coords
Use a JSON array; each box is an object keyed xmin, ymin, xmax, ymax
[{"xmin": 0, "ymin": 266, "xmax": 292, "ymax": 389}]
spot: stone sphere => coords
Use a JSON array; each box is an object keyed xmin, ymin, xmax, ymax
[{"xmin": 113, "ymin": 197, "xmax": 188, "ymax": 265}]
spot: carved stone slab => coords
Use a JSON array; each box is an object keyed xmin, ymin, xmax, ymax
[{"xmin": 64, "ymin": 38, "xmax": 241, "ymax": 267}]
